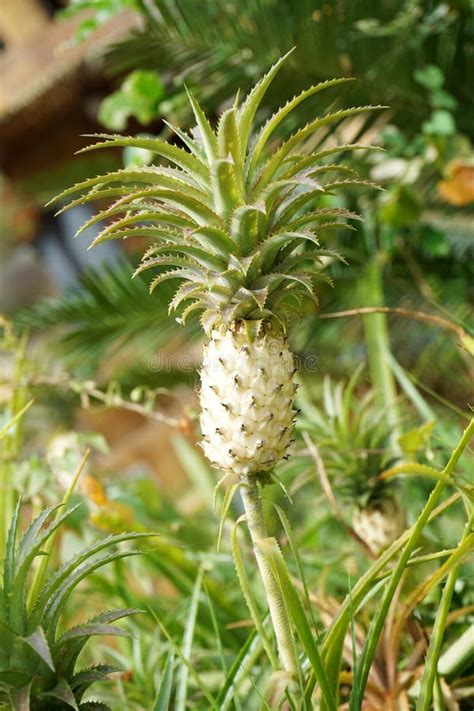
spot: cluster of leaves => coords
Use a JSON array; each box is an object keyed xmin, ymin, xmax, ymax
[
  {"xmin": 0, "ymin": 499, "xmax": 148, "ymax": 710},
  {"xmin": 48, "ymin": 54, "xmax": 382, "ymax": 334}
]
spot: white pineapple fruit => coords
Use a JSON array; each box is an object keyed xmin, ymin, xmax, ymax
[
  {"xmin": 200, "ymin": 328, "xmax": 295, "ymax": 474},
  {"xmin": 353, "ymin": 497, "xmax": 402, "ymax": 555},
  {"xmin": 51, "ymin": 51, "xmax": 379, "ymax": 479}
]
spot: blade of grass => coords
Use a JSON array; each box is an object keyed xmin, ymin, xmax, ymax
[
  {"xmin": 153, "ymin": 651, "xmax": 175, "ymax": 711},
  {"xmin": 0, "ymin": 399, "xmax": 34, "ymax": 441},
  {"xmin": 204, "ymin": 582, "xmax": 243, "ymax": 710},
  {"xmin": 273, "ymin": 504, "xmax": 319, "ymax": 637},
  {"xmin": 320, "ymin": 494, "xmax": 460, "ymax": 707},
  {"xmin": 173, "ymin": 435, "xmax": 215, "ymax": 507},
  {"xmin": 151, "ymin": 608, "xmax": 219, "ymax": 710},
  {"xmin": 416, "ymin": 513, "xmax": 474, "ymax": 711},
  {"xmin": 349, "ymin": 418, "xmax": 474, "ymax": 710},
  {"xmin": 175, "ymin": 564, "xmax": 204, "ymax": 711},
  {"xmin": 216, "ymin": 627, "xmax": 264, "ymax": 710},
  {"xmin": 348, "ymin": 576, "xmax": 360, "ymax": 711},
  {"xmin": 217, "ymin": 482, "xmax": 238, "ymax": 552},
  {"xmin": 387, "ymin": 353, "xmax": 434, "ymax": 421}
]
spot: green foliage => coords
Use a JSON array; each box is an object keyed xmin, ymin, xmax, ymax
[
  {"xmin": 297, "ymin": 369, "xmax": 395, "ymax": 506},
  {"xmin": 15, "ymin": 260, "xmax": 181, "ymax": 371},
  {"xmin": 99, "ymin": 71, "xmax": 165, "ymax": 131},
  {"xmin": 7, "ymin": 4, "xmax": 473, "ymax": 709},
  {"xmin": 0, "ymin": 499, "xmax": 149, "ymax": 710},
  {"xmin": 95, "ymin": 0, "xmax": 472, "ymax": 138},
  {"xmin": 58, "ymin": 0, "xmax": 137, "ymax": 43}
]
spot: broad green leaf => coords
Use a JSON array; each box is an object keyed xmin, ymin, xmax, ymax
[{"xmin": 98, "ymin": 70, "xmax": 164, "ymax": 130}]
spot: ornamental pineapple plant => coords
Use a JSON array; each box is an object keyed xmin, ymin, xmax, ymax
[
  {"xmin": 298, "ymin": 369, "xmax": 403, "ymax": 554},
  {"xmin": 50, "ymin": 51, "xmax": 379, "ymax": 482},
  {"xmin": 50, "ymin": 50, "xmax": 381, "ymax": 673},
  {"xmin": 0, "ymin": 499, "xmax": 147, "ymax": 710}
]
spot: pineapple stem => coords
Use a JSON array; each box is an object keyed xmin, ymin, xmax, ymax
[{"xmin": 240, "ymin": 475, "xmax": 298, "ymax": 674}]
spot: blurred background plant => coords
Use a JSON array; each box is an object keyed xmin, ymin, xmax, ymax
[{"xmin": 0, "ymin": 0, "xmax": 473, "ymax": 708}]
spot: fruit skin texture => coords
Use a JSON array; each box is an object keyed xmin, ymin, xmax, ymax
[
  {"xmin": 352, "ymin": 497, "xmax": 402, "ymax": 555},
  {"xmin": 200, "ymin": 326, "xmax": 295, "ymax": 475}
]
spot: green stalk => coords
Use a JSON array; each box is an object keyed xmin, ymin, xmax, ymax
[
  {"xmin": 350, "ymin": 417, "xmax": 474, "ymax": 709},
  {"xmin": 416, "ymin": 513, "xmax": 474, "ymax": 711},
  {"xmin": 239, "ymin": 475, "xmax": 298, "ymax": 675},
  {"xmin": 359, "ymin": 254, "xmax": 400, "ymax": 440}
]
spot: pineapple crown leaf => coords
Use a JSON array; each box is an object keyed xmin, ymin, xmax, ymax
[
  {"xmin": 162, "ymin": 119, "xmax": 206, "ymax": 160},
  {"xmin": 184, "ymin": 86, "xmax": 218, "ymax": 162},
  {"xmin": 22, "ymin": 627, "xmax": 55, "ymax": 672},
  {"xmin": 298, "ymin": 367, "xmax": 396, "ymax": 502},
  {"xmin": 253, "ymin": 105, "xmax": 385, "ymax": 192},
  {"xmin": 39, "ymin": 678, "xmax": 79, "ymax": 710},
  {"xmin": 248, "ymin": 76, "xmax": 355, "ymax": 174},
  {"xmin": 70, "ymin": 665, "xmax": 119, "ymax": 704},
  {"xmin": 5, "ymin": 503, "xmax": 83, "ymax": 634},
  {"xmin": 50, "ymin": 55, "xmax": 384, "ymax": 331},
  {"xmin": 237, "ymin": 47, "xmax": 296, "ymax": 155},
  {"xmin": 280, "ymin": 143, "xmax": 385, "ymax": 179},
  {"xmin": 74, "ymin": 133, "xmax": 209, "ymax": 180},
  {"xmin": 53, "ymin": 610, "xmax": 139, "ymax": 683}
]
